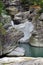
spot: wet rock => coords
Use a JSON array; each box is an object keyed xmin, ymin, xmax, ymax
[
  {"xmin": 14, "ymin": 19, "xmax": 34, "ymax": 42},
  {"xmin": 0, "ymin": 28, "xmax": 24, "ymax": 55},
  {"xmin": 6, "ymin": 6, "xmax": 18, "ymax": 15},
  {"xmin": 14, "ymin": 11, "xmax": 30, "ymax": 23},
  {"xmin": 14, "ymin": 12, "xmax": 24, "ymax": 23},
  {"xmin": 29, "ymin": 16, "xmax": 43, "ymax": 47},
  {"xmin": 7, "ymin": 47, "xmax": 25, "ymax": 56},
  {"xmin": 13, "ymin": 19, "xmax": 21, "ymax": 25}
]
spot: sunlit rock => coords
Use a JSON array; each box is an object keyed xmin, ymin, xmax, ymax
[
  {"xmin": 0, "ymin": 28, "xmax": 24, "ymax": 55},
  {"xmin": 14, "ymin": 11, "xmax": 30, "ymax": 21},
  {"xmin": 0, "ymin": 57, "xmax": 43, "ymax": 65},
  {"xmin": 14, "ymin": 11, "xmax": 30, "ymax": 25},
  {"xmin": 29, "ymin": 18, "xmax": 43, "ymax": 47},
  {"xmin": 7, "ymin": 47, "xmax": 25, "ymax": 56},
  {"xmin": 6, "ymin": 6, "xmax": 18, "ymax": 15}
]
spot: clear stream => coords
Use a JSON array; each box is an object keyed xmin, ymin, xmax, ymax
[{"xmin": 19, "ymin": 43, "xmax": 43, "ymax": 57}]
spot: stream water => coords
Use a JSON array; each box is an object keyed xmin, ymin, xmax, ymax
[
  {"xmin": 19, "ymin": 43, "xmax": 43, "ymax": 57},
  {"xmin": 10, "ymin": 20, "xmax": 43, "ymax": 57}
]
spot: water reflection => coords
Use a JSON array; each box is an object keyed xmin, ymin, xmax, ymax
[{"xmin": 19, "ymin": 43, "xmax": 43, "ymax": 57}]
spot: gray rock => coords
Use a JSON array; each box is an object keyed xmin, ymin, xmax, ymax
[
  {"xmin": 9, "ymin": 0, "xmax": 20, "ymax": 6},
  {"xmin": 6, "ymin": 6, "xmax": 18, "ymax": 15},
  {"xmin": 30, "ymin": 18, "xmax": 43, "ymax": 47},
  {"xmin": 3, "ymin": 24, "xmax": 12, "ymax": 30},
  {"xmin": 7, "ymin": 47, "xmax": 25, "ymax": 56},
  {"xmin": 3, "ymin": 0, "xmax": 22, "ymax": 11},
  {"xmin": 0, "ymin": 41, "xmax": 2, "ymax": 55},
  {"xmin": 39, "ymin": 13, "xmax": 43, "ymax": 20},
  {"xmin": 0, "ymin": 28, "xmax": 24, "ymax": 55},
  {"xmin": 14, "ymin": 11, "xmax": 30, "ymax": 23},
  {"xmin": 2, "ymin": 14, "xmax": 11, "ymax": 25},
  {"xmin": 1, "ymin": 14, "xmax": 12, "ymax": 30},
  {"xmin": 5, "ymin": 0, "xmax": 20, "ymax": 5}
]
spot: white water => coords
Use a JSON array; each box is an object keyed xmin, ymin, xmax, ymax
[{"xmin": 11, "ymin": 19, "xmax": 34, "ymax": 42}]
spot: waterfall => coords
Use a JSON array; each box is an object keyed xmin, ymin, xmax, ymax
[{"xmin": 11, "ymin": 20, "xmax": 14, "ymax": 27}]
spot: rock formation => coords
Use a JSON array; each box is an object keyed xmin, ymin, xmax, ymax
[{"xmin": 0, "ymin": 57, "xmax": 43, "ymax": 65}]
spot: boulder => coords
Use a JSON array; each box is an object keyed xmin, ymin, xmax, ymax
[
  {"xmin": 29, "ymin": 19, "xmax": 43, "ymax": 47},
  {"xmin": 14, "ymin": 11, "xmax": 30, "ymax": 23},
  {"xmin": 6, "ymin": 6, "xmax": 18, "ymax": 15},
  {"xmin": 0, "ymin": 28, "xmax": 24, "ymax": 55},
  {"xmin": 7, "ymin": 47, "xmax": 25, "ymax": 56}
]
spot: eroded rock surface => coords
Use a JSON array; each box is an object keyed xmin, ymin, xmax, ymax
[
  {"xmin": 0, "ymin": 28, "xmax": 24, "ymax": 55},
  {"xmin": 14, "ymin": 11, "xmax": 30, "ymax": 22},
  {"xmin": 1, "ymin": 14, "xmax": 12, "ymax": 29},
  {"xmin": 0, "ymin": 57, "xmax": 43, "ymax": 65},
  {"xmin": 30, "ymin": 17, "xmax": 43, "ymax": 47},
  {"xmin": 6, "ymin": 6, "xmax": 18, "ymax": 15},
  {"xmin": 7, "ymin": 47, "xmax": 25, "ymax": 56}
]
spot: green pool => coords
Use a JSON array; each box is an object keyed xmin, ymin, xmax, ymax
[{"xmin": 19, "ymin": 43, "xmax": 43, "ymax": 57}]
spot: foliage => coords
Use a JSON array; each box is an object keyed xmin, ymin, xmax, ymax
[
  {"xmin": 30, "ymin": 0, "xmax": 42, "ymax": 5},
  {"xmin": 0, "ymin": 1, "xmax": 4, "ymax": 15},
  {"xmin": 0, "ymin": 23, "xmax": 6, "ymax": 35},
  {"xmin": 0, "ymin": 1, "xmax": 6, "ymax": 35},
  {"xmin": 21, "ymin": 0, "xmax": 43, "ymax": 4},
  {"xmin": 21, "ymin": 0, "xmax": 29, "ymax": 4},
  {"xmin": 21, "ymin": 0, "xmax": 43, "ymax": 7},
  {"xmin": 21, "ymin": 0, "xmax": 43, "ymax": 12}
]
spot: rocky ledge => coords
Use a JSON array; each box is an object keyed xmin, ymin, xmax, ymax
[{"xmin": 0, "ymin": 57, "xmax": 43, "ymax": 65}]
